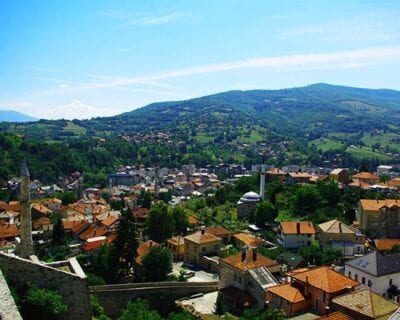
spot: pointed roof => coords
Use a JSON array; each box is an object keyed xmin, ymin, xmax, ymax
[
  {"xmin": 346, "ymin": 250, "xmax": 400, "ymax": 276},
  {"xmin": 291, "ymin": 266, "xmax": 359, "ymax": 293},
  {"xmin": 332, "ymin": 289, "xmax": 399, "ymax": 319},
  {"xmin": 20, "ymin": 160, "xmax": 30, "ymax": 177},
  {"xmin": 318, "ymin": 219, "xmax": 355, "ymax": 234},
  {"xmin": 267, "ymin": 283, "xmax": 306, "ymax": 303}
]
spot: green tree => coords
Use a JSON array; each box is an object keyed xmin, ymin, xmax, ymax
[
  {"xmin": 146, "ymin": 204, "xmax": 174, "ymax": 243},
  {"xmin": 113, "ymin": 209, "xmax": 138, "ymax": 279},
  {"xmin": 215, "ymin": 187, "xmax": 227, "ymax": 205},
  {"xmin": 90, "ymin": 295, "xmax": 111, "ymax": 320},
  {"xmin": 138, "ymin": 190, "xmax": 152, "ymax": 209},
  {"xmin": 240, "ymin": 308, "xmax": 286, "ymax": 320},
  {"xmin": 57, "ymin": 191, "xmax": 78, "ymax": 205},
  {"xmin": 23, "ymin": 286, "xmax": 68, "ymax": 320},
  {"xmin": 52, "ymin": 216, "xmax": 67, "ymax": 246},
  {"xmin": 291, "ymin": 185, "xmax": 321, "ymax": 216},
  {"xmin": 170, "ymin": 206, "xmax": 189, "ymax": 235},
  {"xmin": 254, "ymin": 201, "xmax": 277, "ymax": 227},
  {"xmin": 235, "ymin": 176, "xmax": 258, "ymax": 194},
  {"xmin": 167, "ymin": 310, "xmax": 197, "ymax": 320},
  {"xmin": 118, "ymin": 299, "xmax": 162, "ymax": 320},
  {"xmin": 93, "ymin": 245, "xmax": 119, "ymax": 283},
  {"xmin": 387, "ymin": 244, "xmax": 400, "ymax": 254},
  {"xmin": 142, "ymin": 246, "xmax": 173, "ymax": 281}
]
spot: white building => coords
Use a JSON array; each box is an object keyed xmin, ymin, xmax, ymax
[
  {"xmin": 345, "ymin": 251, "xmax": 400, "ymax": 302},
  {"xmin": 277, "ymin": 221, "xmax": 317, "ymax": 249}
]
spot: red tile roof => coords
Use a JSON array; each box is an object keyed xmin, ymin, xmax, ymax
[
  {"xmin": 280, "ymin": 221, "xmax": 316, "ymax": 235},
  {"xmin": 78, "ymin": 225, "xmax": 108, "ymax": 241},
  {"xmin": 135, "ymin": 240, "xmax": 160, "ymax": 265},
  {"xmin": 291, "ymin": 266, "xmax": 359, "ymax": 293},
  {"xmin": 0, "ymin": 221, "xmax": 19, "ymax": 239},
  {"xmin": 221, "ymin": 250, "xmax": 278, "ymax": 272},
  {"xmin": 267, "ymin": 283, "xmax": 306, "ymax": 303}
]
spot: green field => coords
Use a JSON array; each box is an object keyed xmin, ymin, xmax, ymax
[
  {"xmin": 309, "ymin": 138, "xmax": 344, "ymax": 152},
  {"xmin": 361, "ymin": 132, "xmax": 400, "ymax": 152},
  {"xmin": 346, "ymin": 146, "xmax": 390, "ymax": 161},
  {"xmin": 62, "ymin": 121, "xmax": 87, "ymax": 135}
]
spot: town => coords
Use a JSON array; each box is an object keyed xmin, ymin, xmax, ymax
[{"xmin": 1, "ymin": 160, "xmax": 400, "ymax": 320}]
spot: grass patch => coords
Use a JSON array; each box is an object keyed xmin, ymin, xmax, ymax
[
  {"xmin": 346, "ymin": 146, "xmax": 390, "ymax": 161},
  {"xmin": 309, "ymin": 138, "xmax": 344, "ymax": 152},
  {"xmin": 63, "ymin": 121, "xmax": 87, "ymax": 135}
]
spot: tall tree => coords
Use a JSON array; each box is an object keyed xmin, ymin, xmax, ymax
[
  {"xmin": 52, "ymin": 216, "xmax": 67, "ymax": 246},
  {"xmin": 170, "ymin": 206, "xmax": 189, "ymax": 235},
  {"xmin": 113, "ymin": 209, "xmax": 138, "ymax": 279},
  {"xmin": 254, "ymin": 201, "xmax": 278, "ymax": 227},
  {"xmin": 118, "ymin": 299, "xmax": 162, "ymax": 320},
  {"xmin": 141, "ymin": 246, "xmax": 173, "ymax": 282},
  {"xmin": 146, "ymin": 204, "xmax": 174, "ymax": 243}
]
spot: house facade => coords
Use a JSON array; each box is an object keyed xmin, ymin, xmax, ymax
[
  {"xmin": 318, "ymin": 219, "xmax": 365, "ymax": 257},
  {"xmin": 277, "ymin": 221, "xmax": 317, "ymax": 249},
  {"xmin": 345, "ymin": 251, "xmax": 400, "ymax": 302},
  {"xmin": 357, "ymin": 199, "xmax": 400, "ymax": 238}
]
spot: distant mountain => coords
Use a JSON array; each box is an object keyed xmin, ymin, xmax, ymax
[
  {"xmin": 81, "ymin": 83, "xmax": 400, "ymax": 136},
  {"xmin": 0, "ymin": 110, "xmax": 38, "ymax": 122}
]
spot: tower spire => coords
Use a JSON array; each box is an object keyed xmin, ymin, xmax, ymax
[{"xmin": 19, "ymin": 160, "xmax": 34, "ymax": 258}]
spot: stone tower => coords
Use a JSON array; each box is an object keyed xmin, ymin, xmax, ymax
[{"xmin": 19, "ymin": 160, "xmax": 34, "ymax": 258}]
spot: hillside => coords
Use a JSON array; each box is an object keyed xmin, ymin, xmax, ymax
[
  {"xmin": 0, "ymin": 83, "xmax": 400, "ymax": 175},
  {"xmin": 0, "ymin": 110, "xmax": 38, "ymax": 123}
]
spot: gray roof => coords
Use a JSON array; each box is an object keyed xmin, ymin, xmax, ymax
[
  {"xmin": 346, "ymin": 250, "xmax": 400, "ymax": 277},
  {"xmin": 248, "ymin": 267, "xmax": 278, "ymax": 290}
]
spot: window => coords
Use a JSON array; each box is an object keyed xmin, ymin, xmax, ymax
[
  {"xmin": 362, "ymin": 277, "xmax": 365, "ymax": 284},
  {"xmin": 323, "ymin": 292, "xmax": 326, "ymax": 303},
  {"xmin": 348, "ymin": 271, "xmax": 351, "ymax": 277},
  {"xmin": 355, "ymin": 274, "xmax": 358, "ymax": 281},
  {"xmin": 202, "ymin": 247, "xmax": 206, "ymax": 253},
  {"xmin": 368, "ymin": 280, "xmax": 372, "ymax": 287},
  {"xmin": 390, "ymin": 279, "xmax": 393, "ymax": 286}
]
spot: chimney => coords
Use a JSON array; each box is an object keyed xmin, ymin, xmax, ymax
[
  {"xmin": 259, "ymin": 173, "xmax": 266, "ymax": 200},
  {"xmin": 304, "ymin": 276, "xmax": 309, "ymax": 297},
  {"xmin": 241, "ymin": 250, "xmax": 246, "ymax": 262},
  {"xmin": 252, "ymin": 248, "xmax": 257, "ymax": 261},
  {"xmin": 296, "ymin": 222, "xmax": 300, "ymax": 234},
  {"xmin": 201, "ymin": 226, "xmax": 205, "ymax": 235}
]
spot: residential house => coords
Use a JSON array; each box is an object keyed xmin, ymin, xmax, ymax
[
  {"xmin": 0, "ymin": 221, "xmax": 19, "ymax": 241},
  {"xmin": 352, "ymin": 172, "xmax": 380, "ymax": 185},
  {"xmin": 233, "ymin": 232, "xmax": 265, "ymax": 249},
  {"xmin": 285, "ymin": 172, "xmax": 312, "ymax": 185},
  {"xmin": 205, "ymin": 226, "xmax": 235, "ymax": 243},
  {"xmin": 266, "ymin": 168, "xmax": 286, "ymax": 183},
  {"xmin": 267, "ymin": 266, "xmax": 359, "ymax": 316},
  {"xmin": 277, "ymin": 221, "xmax": 317, "ymax": 249},
  {"xmin": 219, "ymin": 249, "xmax": 279, "ymax": 312},
  {"xmin": 318, "ymin": 219, "xmax": 365, "ymax": 257},
  {"xmin": 331, "ymin": 289, "xmax": 399, "ymax": 320},
  {"xmin": 166, "ymin": 235, "xmax": 185, "ymax": 261},
  {"xmin": 357, "ymin": 199, "xmax": 400, "ymax": 238},
  {"xmin": 374, "ymin": 239, "xmax": 400, "ymax": 252},
  {"xmin": 345, "ymin": 251, "xmax": 400, "ymax": 302},
  {"xmin": 316, "ymin": 312, "xmax": 354, "ymax": 320},
  {"xmin": 184, "ymin": 229, "xmax": 222, "ymax": 270},
  {"xmin": 32, "ymin": 216, "xmax": 53, "ymax": 232},
  {"xmin": 330, "ymin": 168, "xmax": 350, "ymax": 185},
  {"xmin": 266, "ymin": 283, "xmax": 308, "ymax": 317}
]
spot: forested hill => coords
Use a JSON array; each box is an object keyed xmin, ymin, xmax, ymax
[
  {"xmin": 1, "ymin": 84, "xmax": 400, "ymax": 186},
  {"xmin": 2, "ymin": 83, "xmax": 400, "ymax": 140}
]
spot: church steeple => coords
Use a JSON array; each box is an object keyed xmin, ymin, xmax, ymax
[{"xmin": 19, "ymin": 160, "xmax": 34, "ymax": 258}]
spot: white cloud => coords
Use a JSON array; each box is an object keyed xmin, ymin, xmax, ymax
[
  {"xmin": 40, "ymin": 100, "xmax": 117, "ymax": 120},
  {"xmin": 127, "ymin": 12, "xmax": 188, "ymax": 26},
  {"xmin": 67, "ymin": 45, "xmax": 400, "ymax": 92},
  {"xmin": 100, "ymin": 9, "xmax": 190, "ymax": 27}
]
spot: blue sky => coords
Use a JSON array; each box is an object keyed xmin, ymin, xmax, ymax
[{"xmin": 1, "ymin": 0, "xmax": 400, "ymax": 119}]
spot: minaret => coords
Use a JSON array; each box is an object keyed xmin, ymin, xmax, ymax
[{"xmin": 19, "ymin": 160, "xmax": 34, "ymax": 258}]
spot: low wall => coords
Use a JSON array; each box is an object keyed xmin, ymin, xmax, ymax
[
  {"xmin": 91, "ymin": 281, "xmax": 219, "ymax": 319},
  {"xmin": 0, "ymin": 268, "xmax": 22, "ymax": 320},
  {"xmin": 0, "ymin": 253, "xmax": 91, "ymax": 320}
]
